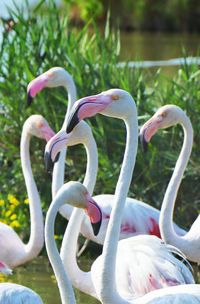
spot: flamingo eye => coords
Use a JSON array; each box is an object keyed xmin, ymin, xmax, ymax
[
  {"xmin": 111, "ymin": 94, "xmax": 119, "ymax": 101},
  {"xmin": 37, "ymin": 122, "xmax": 44, "ymax": 129},
  {"xmin": 161, "ymin": 111, "xmax": 167, "ymax": 118},
  {"xmin": 46, "ymin": 72, "xmax": 54, "ymax": 78}
]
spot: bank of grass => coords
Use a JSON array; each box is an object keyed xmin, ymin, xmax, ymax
[{"xmin": 0, "ymin": 1, "xmax": 199, "ymax": 240}]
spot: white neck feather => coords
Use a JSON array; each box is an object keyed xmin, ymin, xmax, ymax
[
  {"xmin": 52, "ymin": 75, "xmax": 77, "ymax": 198},
  {"xmin": 98, "ymin": 106, "xmax": 138, "ymax": 304},
  {"xmin": 45, "ymin": 189, "xmax": 76, "ymax": 304},
  {"xmin": 60, "ymin": 132, "xmax": 98, "ymax": 297},
  {"xmin": 20, "ymin": 129, "xmax": 44, "ymax": 264},
  {"xmin": 159, "ymin": 112, "xmax": 194, "ymax": 247}
]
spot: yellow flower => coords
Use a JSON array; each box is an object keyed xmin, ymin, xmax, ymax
[
  {"xmin": 5, "ymin": 210, "xmax": 12, "ymax": 217},
  {"xmin": 54, "ymin": 235, "xmax": 59, "ymax": 240},
  {"xmin": 8, "ymin": 194, "xmax": 19, "ymax": 206},
  {"xmin": 0, "ymin": 200, "xmax": 4, "ymax": 206},
  {"xmin": 10, "ymin": 214, "xmax": 17, "ymax": 220},
  {"xmin": 24, "ymin": 198, "xmax": 29, "ymax": 205},
  {"xmin": 10, "ymin": 220, "xmax": 20, "ymax": 228}
]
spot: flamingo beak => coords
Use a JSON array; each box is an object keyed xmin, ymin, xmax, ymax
[
  {"xmin": 44, "ymin": 150, "xmax": 60, "ymax": 173},
  {"xmin": 44, "ymin": 130, "xmax": 70, "ymax": 173},
  {"xmin": 140, "ymin": 128, "xmax": 149, "ymax": 152},
  {"xmin": 27, "ymin": 74, "xmax": 49, "ymax": 106},
  {"xmin": 66, "ymin": 93, "xmax": 111, "ymax": 134},
  {"xmin": 27, "ymin": 93, "xmax": 33, "ymax": 107},
  {"xmin": 86, "ymin": 196, "xmax": 102, "ymax": 236}
]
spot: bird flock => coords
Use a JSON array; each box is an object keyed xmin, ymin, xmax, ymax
[{"xmin": 0, "ymin": 67, "xmax": 200, "ymax": 303}]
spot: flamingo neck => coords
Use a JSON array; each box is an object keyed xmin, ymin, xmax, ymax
[
  {"xmin": 52, "ymin": 76, "xmax": 77, "ymax": 198},
  {"xmin": 60, "ymin": 133, "xmax": 98, "ymax": 297},
  {"xmin": 159, "ymin": 113, "xmax": 193, "ymax": 246},
  {"xmin": 20, "ymin": 130, "xmax": 44, "ymax": 264},
  {"xmin": 45, "ymin": 189, "xmax": 76, "ymax": 304},
  {"xmin": 99, "ymin": 110, "xmax": 138, "ymax": 304}
]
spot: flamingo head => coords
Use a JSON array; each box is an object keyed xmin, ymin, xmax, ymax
[
  {"xmin": 44, "ymin": 129, "xmax": 70, "ymax": 173},
  {"xmin": 0, "ymin": 261, "xmax": 12, "ymax": 275},
  {"xmin": 44, "ymin": 120, "xmax": 92, "ymax": 173},
  {"xmin": 66, "ymin": 88, "xmax": 135, "ymax": 133},
  {"xmin": 24, "ymin": 115, "xmax": 55, "ymax": 142},
  {"xmin": 61, "ymin": 182, "xmax": 102, "ymax": 236},
  {"xmin": 140, "ymin": 105, "xmax": 183, "ymax": 151},
  {"xmin": 27, "ymin": 67, "xmax": 71, "ymax": 106}
]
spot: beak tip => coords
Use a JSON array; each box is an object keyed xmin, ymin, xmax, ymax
[
  {"xmin": 44, "ymin": 151, "xmax": 54, "ymax": 173},
  {"xmin": 27, "ymin": 93, "xmax": 33, "ymax": 107},
  {"xmin": 91, "ymin": 221, "xmax": 101, "ymax": 236},
  {"xmin": 140, "ymin": 133, "xmax": 148, "ymax": 153},
  {"xmin": 66, "ymin": 111, "xmax": 80, "ymax": 134}
]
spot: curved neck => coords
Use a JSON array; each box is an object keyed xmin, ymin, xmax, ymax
[
  {"xmin": 45, "ymin": 191, "xmax": 76, "ymax": 304},
  {"xmin": 60, "ymin": 133, "xmax": 98, "ymax": 297},
  {"xmin": 99, "ymin": 110, "xmax": 138, "ymax": 304},
  {"xmin": 20, "ymin": 130, "xmax": 44, "ymax": 263},
  {"xmin": 159, "ymin": 114, "xmax": 193, "ymax": 245},
  {"xmin": 52, "ymin": 76, "xmax": 77, "ymax": 198}
]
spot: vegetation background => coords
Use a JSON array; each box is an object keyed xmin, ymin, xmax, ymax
[{"xmin": 0, "ymin": 0, "xmax": 199, "ymax": 248}]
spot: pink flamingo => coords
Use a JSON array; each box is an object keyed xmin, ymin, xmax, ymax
[
  {"xmin": 0, "ymin": 115, "xmax": 54, "ymax": 268},
  {"xmin": 27, "ymin": 67, "xmax": 186, "ymax": 248},
  {"xmin": 140, "ymin": 104, "xmax": 200, "ymax": 264},
  {"xmin": 58, "ymin": 89, "xmax": 194, "ymax": 301}
]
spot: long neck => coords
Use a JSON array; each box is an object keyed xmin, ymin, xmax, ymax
[
  {"xmin": 60, "ymin": 134, "xmax": 98, "ymax": 297},
  {"xmin": 159, "ymin": 114, "xmax": 193, "ymax": 246},
  {"xmin": 45, "ymin": 191, "xmax": 76, "ymax": 304},
  {"xmin": 52, "ymin": 77, "xmax": 77, "ymax": 198},
  {"xmin": 99, "ymin": 111, "xmax": 138, "ymax": 304},
  {"xmin": 20, "ymin": 130, "xmax": 44, "ymax": 263}
]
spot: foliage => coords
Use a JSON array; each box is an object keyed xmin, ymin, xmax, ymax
[
  {"xmin": 63, "ymin": 0, "xmax": 200, "ymax": 32},
  {"xmin": 0, "ymin": 0, "xmax": 200, "ymax": 242}
]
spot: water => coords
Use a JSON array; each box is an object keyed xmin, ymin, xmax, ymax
[
  {"xmin": 120, "ymin": 31, "xmax": 200, "ymax": 61},
  {"xmin": 0, "ymin": 256, "xmax": 199, "ymax": 303},
  {"xmin": 0, "ymin": 256, "xmax": 100, "ymax": 304}
]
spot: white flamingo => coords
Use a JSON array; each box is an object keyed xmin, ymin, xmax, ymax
[
  {"xmin": 0, "ymin": 184, "xmax": 93, "ymax": 303},
  {"xmin": 28, "ymin": 67, "xmax": 186, "ymax": 248},
  {"xmin": 0, "ymin": 115, "xmax": 54, "ymax": 268},
  {"xmin": 140, "ymin": 104, "xmax": 200, "ymax": 264},
  {"xmin": 61, "ymin": 89, "xmax": 195, "ymax": 301}
]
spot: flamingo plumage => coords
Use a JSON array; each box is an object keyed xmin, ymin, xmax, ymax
[
  {"xmin": 62, "ymin": 89, "xmax": 195, "ymax": 302},
  {"xmin": 140, "ymin": 104, "xmax": 200, "ymax": 264},
  {"xmin": 0, "ymin": 115, "xmax": 54, "ymax": 268},
  {"xmin": 28, "ymin": 67, "xmax": 186, "ymax": 248}
]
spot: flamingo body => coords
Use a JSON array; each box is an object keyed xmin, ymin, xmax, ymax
[
  {"xmin": 0, "ymin": 283, "xmax": 43, "ymax": 304},
  {"xmin": 91, "ymin": 234, "xmax": 194, "ymax": 300}
]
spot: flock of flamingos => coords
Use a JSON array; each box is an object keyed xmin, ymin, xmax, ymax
[{"xmin": 0, "ymin": 66, "xmax": 200, "ymax": 303}]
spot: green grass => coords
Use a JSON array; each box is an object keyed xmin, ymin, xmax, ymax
[{"xmin": 0, "ymin": 0, "xmax": 200, "ymax": 240}]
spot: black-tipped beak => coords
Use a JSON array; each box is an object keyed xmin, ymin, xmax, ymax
[
  {"xmin": 140, "ymin": 132, "xmax": 148, "ymax": 152},
  {"xmin": 66, "ymin": 108, "xmax": 80, "ymax": 134},
  {"xmin": 91, "ymin": 221, "xmax": 102, "ymax": 236},
  {"xmin": 27, "ymin": 93, "xmax": 33, "ymax": 107},
  {"xmin": 44, "ymin": 151, "xmax": 60, "ymax": 173}
]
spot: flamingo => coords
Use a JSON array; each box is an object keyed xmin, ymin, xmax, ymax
[
  {"xmin": 0, "ymin": 184, "xmax": 98, "ymax": 303},
  {"xmin": 59, "ymin": 88, "xmax": 195, "ymax": 301},
  {"xmin": 45, "ymin": 181, "xmax": 102, "ymax": 304},
  {"xmin": 140, "ymin": 104, "xmax": 200, "ymax": 264},
  {"xmin": 28, "ymin": 67, "xmax": 186, "ymax": 249},
  {"xmin": 0, "ymin": 115, "xmax": 55, "ymax": 268}
]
